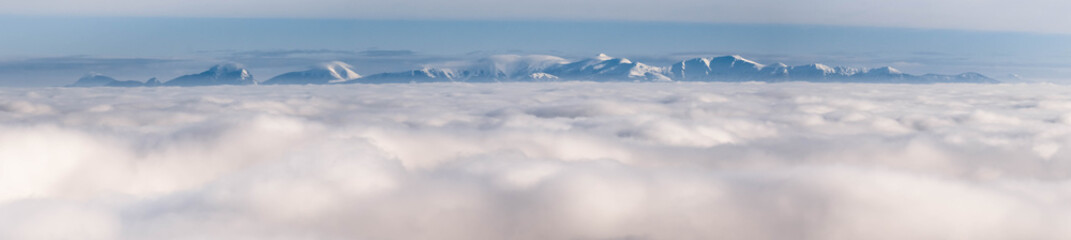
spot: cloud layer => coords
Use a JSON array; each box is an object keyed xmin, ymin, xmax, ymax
[{"xmin": 2, "ymin": 83, "xmax": 1071, "ymax": 239}]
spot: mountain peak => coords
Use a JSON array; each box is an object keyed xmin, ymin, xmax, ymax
[
  {"xmin": 66, "ymin": 54, "xmax": 998, "ymax": 86},
  {"xmin": 208, "ymin": 63, "xmax": 246, "ymax": 73},
  {"xmin": 163, "ymin": 63, "xmax": 256, "ymax": 86},
  {"xmin": 318, "ymin": 61, "xmax": 361, "ymax": 80},
  {"xmin": 263, "ymin": 61, "xmax": 361, "ymax": 85},
  {"xmin": 870, "ymin": 66, "xmax": 902, "ymax": 74},
  {"xmin": 711, "ymin": 55, "xmax": 763, "ymax": 68},
  {"xmin": 68, "ymin": 73, "xmax": 119, "ymax": 87},
  {"xmin": 204, "ymin": 63, "xmax": 252, "ymax": 80},
  {"xmin": 725, "ymin": 55, "xmax": 746, "ymax": 60},
  {"xmin": 809, "ymin": 63, "xmax": 834, "ymax": 71},
  {"xmin": 463, "ymin": 55, "xmax": 570, "ymax": 80}
]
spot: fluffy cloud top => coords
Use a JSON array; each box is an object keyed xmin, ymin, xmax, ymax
[{"xmin": 1, "ymin": 82, "xmax": 1071, "ymax": 239}]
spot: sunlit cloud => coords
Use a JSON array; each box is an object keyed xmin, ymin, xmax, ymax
[{"xmin": 1, "ymin": 82, "xmax": 1070, "ymax": 239}]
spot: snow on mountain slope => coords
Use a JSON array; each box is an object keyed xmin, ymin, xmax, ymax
[
  {"xmin": 356, "ymin": 54, "xmax": 669, "ymax": 83},
  {"xmin": 671, "ymin": 55, "xmax": 765, "ymax": 81},
  {"xmin": 542, "ymin": 54, "xmax": 670, "ymax": 81},
  {"xmin": 354, "ymin": 55, "xmax": 568, "ymax": 83},
  {"xmin": 528, "ymin": 72, "xmax": 560, "ymax": 81},
  {"xmin": 66, "ymin": 54, "xmax": 999, "ymax": 86},
  {"xmin": 164, "ymin": 63, "xmax": 256, "ymax": 86},
  {"xmin": 461, "ymin": 55, "xmax": 569, "ymax": 81},
  {"xmin": 669, "ymin": 58, "xmax": 711, "ymax": 81},
  {"xmin": 920, "ymin": 72, "xmax": 1000, "ymax": 84},
  {"xmin": 263, "ymin": 61, "xmax": 362, "ymax": 85},
  {"xmin": 354, "ymin": 68, "xmax": 459, "ymax": 84},
  {"xmin": 762, "ymin": 62, "xmax": 791, "ymax": 79},
  {"xmin": 787, "ymin": 63, "xmax": 850, "ymax": 81},
  {"xmin": 672, "ymin": 55, "xmax": 996, "ymax": 83},
  {"xmin": 851, "ymin": 66, "xmax": 909, "ymax": 82},
  {"xmin": 709, "ymin": 55, "xmax": 765, "ymax": 75}
]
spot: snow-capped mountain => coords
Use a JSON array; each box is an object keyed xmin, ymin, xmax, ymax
[
  {"xmin": 355, "ymin": 68, "xmax": 460, "ymax": 84},
  {"xmin": 356, "ymin": 54, "xmax": 572, "ymax": 83},
  {"xmin": 786, "ymin": 64, "xmax": 856, "ymax": 81},
  {"xmin": 456, "ymin": 55, "xmax": 570, "ymax": 81},
  {"xmin": 356, "ymin": 54, "xmax": 670, "ymax": 83},
  {"xmin": 263, "ymin": 61, "xmax": 361, "ymax": 85},
  {"xmin": 163, "ymin": 63, "xmax": 256, "ymax": 86},
  {"xmin": 528, "ymin": 73, "xmax": 560, "ymax": 81},
  {"xmin": 68, "ymin": 54, "xmax": 999, "ymax": 87},
  {"xmin": 919, "ymin": 72, "xmax": 999, "ymax": 83},
  {"xmin": 542, "ymin": 54, "xmax": 670, "ymax": 82},
  {"xmin": 671, "ymin": 55, "xmax": 765, "ymax": 81},
  {"xmin": 671, "ymin": 56, "xmax": 996, "ymax": 83}
]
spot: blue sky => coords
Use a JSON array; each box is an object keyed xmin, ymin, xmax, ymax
[
  {"xmin": 0, "ymin": 0, "xmax": 1070, "ymax": 86},
  {"xmin": 4, "ymin": 0, "xmax": 1070, "ymax": 34}
]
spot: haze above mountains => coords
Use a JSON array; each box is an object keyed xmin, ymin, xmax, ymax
[
  {"xmin": 5, "ymin": 18, "xmax": 1068, "ymax": 87},
  {"xmin": 70, "ymin": 54, "xmax": 998, "ymax": 87}
]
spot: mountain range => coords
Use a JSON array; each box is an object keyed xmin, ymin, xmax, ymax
[
  {"xmin": 262, "ymin": 61, "xmax": 361, "ymax": 85},
  {"xmin": 68, "ymin": 54, "xmax": 998, "ymax": 87},
  {"xmin": 163, "ymin": 63, "xmax": 255, "ymax": 86}
]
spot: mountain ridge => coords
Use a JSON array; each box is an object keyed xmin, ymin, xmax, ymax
[
  {"xmin": 164, "ymin": 63, "xmax": 255, "ymax": 86},
  {"xmin": 263, "ymin": 61, "xmax": 361, "ymax": 85},
  {"xmin": 67, "ymin": 54, "xmax": 999, "ymax": 87}
]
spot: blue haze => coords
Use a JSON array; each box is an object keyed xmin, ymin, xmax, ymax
[{"xmin": 1, "ymin": 16, "xmax": 1069, "ymax": 86}]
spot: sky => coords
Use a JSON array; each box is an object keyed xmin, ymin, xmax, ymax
[
  {"xmin": 3, "ymin": 0, "xmax": 1071, "ymax": 34},
  {"xmin": 0, "ymin": 0, "xmax": 1070, "ymax": 86}
]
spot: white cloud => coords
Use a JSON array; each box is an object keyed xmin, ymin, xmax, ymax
[{"xmin": 2, "ymin": 82, "xmax": 1071, "ymax": 239}]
